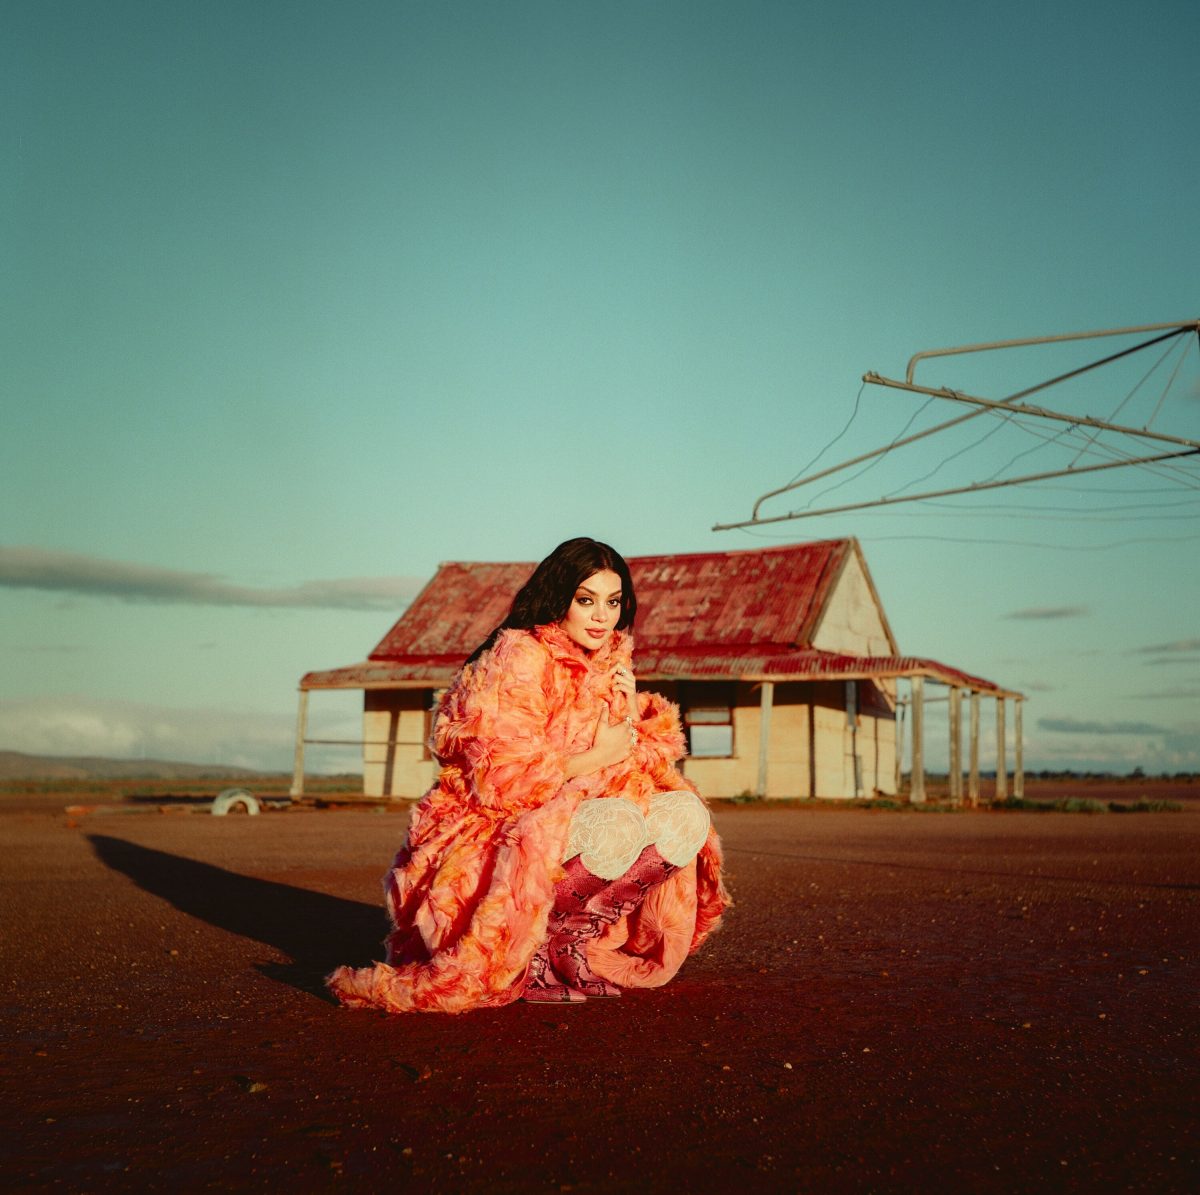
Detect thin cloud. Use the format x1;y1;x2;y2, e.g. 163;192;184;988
0;546;423;612
1134;638;1200;655
1038;716;1169;736
1127;687;1200;701
0;695;362;773
1005;605;1089;620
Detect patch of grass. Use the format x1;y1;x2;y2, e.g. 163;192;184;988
993;794;1183;814
706;793;1187;813
1109;798;1184;813
1059;797;1108;814
992;795;1097;812
724;789;762;804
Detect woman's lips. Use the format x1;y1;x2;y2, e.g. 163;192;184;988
586;628;607;638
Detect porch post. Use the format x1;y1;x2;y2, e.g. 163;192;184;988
948;686;962;805
1014;698;1025;799
290;689;309;799
757;681;774;798
995;697;1008;802
968;691;981;806
910;675;926;804
845;680;861;797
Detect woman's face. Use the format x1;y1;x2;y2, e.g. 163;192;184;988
558;568;624;653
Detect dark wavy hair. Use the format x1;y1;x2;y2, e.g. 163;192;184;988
464;537;637;666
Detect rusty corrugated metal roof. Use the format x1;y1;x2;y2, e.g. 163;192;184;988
299;539;1017;697
301;647;1016;697
625;538;849;649
367;539;851;662
631;647;1018;696
369;561;531;661
301;657;463;690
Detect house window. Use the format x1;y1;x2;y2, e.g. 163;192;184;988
683;684;734;758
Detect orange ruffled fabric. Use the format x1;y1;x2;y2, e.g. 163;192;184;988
326;624;730;1014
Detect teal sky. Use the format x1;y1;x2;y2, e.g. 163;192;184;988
3;0;1198;775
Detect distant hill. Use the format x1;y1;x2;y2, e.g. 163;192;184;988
0;751;268;781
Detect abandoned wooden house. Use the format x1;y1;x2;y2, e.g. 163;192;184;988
294;538;1023;802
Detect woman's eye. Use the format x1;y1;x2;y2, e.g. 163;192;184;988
608;599;621;607
576;596;592;606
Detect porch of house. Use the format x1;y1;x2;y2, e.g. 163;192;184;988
289;671;1025;803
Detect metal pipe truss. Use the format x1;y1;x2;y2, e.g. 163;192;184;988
715;319;1200;532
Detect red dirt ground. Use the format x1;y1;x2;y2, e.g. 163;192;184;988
2;801;1197;1193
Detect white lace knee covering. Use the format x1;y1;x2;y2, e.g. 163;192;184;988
565;798;649;880
564;791;711;878
645;790;711;867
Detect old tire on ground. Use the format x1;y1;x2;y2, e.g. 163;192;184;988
211;788;260;816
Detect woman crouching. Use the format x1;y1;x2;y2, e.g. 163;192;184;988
326;537;730;1013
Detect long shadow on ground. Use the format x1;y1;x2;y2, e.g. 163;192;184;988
87;834;388;1000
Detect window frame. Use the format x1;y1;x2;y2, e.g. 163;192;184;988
681;682;736;759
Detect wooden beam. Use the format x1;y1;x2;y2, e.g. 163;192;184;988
290;689;309;799
995;698;1008;802
948;686;962;805
845;680;861;797
968;691;980;806
757;680;774;798
1014;698;1025;799
910;676;926;804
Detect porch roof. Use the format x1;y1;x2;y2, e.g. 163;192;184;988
300;646;1019;698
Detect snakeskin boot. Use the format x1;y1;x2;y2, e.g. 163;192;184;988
523;846;680;1002
522;854;611;1002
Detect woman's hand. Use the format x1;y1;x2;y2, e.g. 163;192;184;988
564;711;636;777
592;712;635;768
611;663;638;722
562;666;640;779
